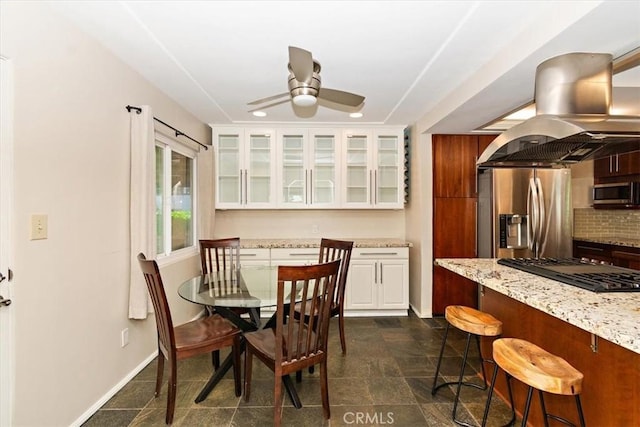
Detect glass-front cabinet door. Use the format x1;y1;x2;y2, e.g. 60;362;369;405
342;131;372;208
309;130;339;208
342;129;403;209
245;130;275;207
374;132;403;208
277;129;340;208
214;128;242;208
278;129;307;207
214;127;276;209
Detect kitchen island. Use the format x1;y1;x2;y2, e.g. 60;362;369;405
436;258;639;426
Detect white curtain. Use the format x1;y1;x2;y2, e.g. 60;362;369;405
128;105;156;319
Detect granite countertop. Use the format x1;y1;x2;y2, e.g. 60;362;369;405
241;238;412;249
435;258;640;355
573;236;640;249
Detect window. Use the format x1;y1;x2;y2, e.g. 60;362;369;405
155;132;197;257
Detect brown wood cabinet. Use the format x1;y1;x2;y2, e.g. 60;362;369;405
433;134;494;198
433;135;478;197
593;151;640;183
432;134;496;314
434;198;478;257
611;249;640;270
572;240;613;264
480;287;640;427
573;239;640;270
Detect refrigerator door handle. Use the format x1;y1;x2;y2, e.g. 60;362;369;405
528;177;539;253
535;176;546;253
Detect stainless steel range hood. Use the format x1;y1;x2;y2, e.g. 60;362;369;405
477;52;640;168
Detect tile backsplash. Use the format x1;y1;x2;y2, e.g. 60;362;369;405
574;208;640;239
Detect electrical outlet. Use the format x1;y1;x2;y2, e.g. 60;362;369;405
311;224;319;234
121;328;129;347
30;214;48;240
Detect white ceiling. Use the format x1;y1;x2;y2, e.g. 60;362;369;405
51;1;640;134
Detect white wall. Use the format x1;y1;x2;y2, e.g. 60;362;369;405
404;127;433;317
213;209;405;239
1;2;213;425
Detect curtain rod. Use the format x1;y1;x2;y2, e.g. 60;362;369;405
125;105;208;150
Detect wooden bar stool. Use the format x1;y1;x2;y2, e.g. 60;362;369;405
432;305;504;427
482;338;586;427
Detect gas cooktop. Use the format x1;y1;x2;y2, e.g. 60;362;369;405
497;257;640;293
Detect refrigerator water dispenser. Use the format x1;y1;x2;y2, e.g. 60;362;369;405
499;214;528;249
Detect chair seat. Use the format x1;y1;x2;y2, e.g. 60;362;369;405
493;338;583;396
174;314;240;353
294;299;335;317
245;325;320;362
445;305;502;337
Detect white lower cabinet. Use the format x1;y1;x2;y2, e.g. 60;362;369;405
345;247;409;316
239;248;270;267
270;248;320;266
240;245;409;317
259;247;319;316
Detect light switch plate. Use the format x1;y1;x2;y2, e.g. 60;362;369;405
30;214;48;240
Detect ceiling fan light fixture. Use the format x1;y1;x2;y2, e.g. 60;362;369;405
292;94;317;107
248;47;365;115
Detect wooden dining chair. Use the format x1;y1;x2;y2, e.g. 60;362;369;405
199;237;250;368
244;260;341;427
199;237;241;274
137;253;242;425
295;238;354;354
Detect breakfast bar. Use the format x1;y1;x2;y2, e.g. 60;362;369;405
435;258;640;426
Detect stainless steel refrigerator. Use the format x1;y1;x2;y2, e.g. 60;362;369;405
477;168;573;259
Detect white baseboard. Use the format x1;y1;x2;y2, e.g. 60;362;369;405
70;350;158;427
70;311;205;426
343;310;409;317
409;303;432;318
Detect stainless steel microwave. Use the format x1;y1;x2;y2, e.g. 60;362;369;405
593;182;640;206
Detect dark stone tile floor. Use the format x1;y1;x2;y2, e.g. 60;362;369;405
82;314;516;426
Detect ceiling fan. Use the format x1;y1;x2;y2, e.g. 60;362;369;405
248;46;365;113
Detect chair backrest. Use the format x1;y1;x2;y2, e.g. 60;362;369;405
199;237;241;274
318;238;354;310
137;253;175;357
275;260;341;368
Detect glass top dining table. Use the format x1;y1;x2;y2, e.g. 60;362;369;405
177;265;305;407
178;266;278;308
178;265;286;311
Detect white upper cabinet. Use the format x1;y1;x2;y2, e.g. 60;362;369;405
214;127;277;209
214;126;403;210
342;129;404;209
342;130;372;208
374;131;403;208
276;129;340;209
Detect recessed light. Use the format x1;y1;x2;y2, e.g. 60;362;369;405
252;111;267;117
349;112;363;118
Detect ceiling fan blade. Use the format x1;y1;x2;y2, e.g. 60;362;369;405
318;88;365;107
317;97;365;113
247;99;290;113
247;92;289;106
288;46;314;83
